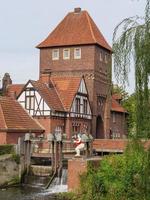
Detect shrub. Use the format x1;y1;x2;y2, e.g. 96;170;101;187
0;145;14;155
77;140;150;200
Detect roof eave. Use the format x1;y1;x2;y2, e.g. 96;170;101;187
36;42;112;52
0;128;45;133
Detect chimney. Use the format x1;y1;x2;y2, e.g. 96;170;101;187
74;7;81;13
2;73;12;95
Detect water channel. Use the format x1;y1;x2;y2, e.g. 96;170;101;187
0;169;68;200
0;187;61;200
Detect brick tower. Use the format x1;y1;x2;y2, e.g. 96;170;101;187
37;8;112;138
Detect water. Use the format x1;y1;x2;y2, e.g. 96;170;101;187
0;169;68;200
46;168;68;193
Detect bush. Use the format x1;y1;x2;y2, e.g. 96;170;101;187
0;145;14;155
77;140;150;200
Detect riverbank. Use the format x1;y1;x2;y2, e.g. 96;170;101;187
0;154;20;188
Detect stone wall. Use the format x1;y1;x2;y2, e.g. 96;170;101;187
0;154;19;187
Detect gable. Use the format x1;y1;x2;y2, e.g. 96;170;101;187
18;81;51;116
78;78;87;94
70;78;92;119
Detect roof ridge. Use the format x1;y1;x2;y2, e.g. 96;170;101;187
50;78;66;111
85;11;96;43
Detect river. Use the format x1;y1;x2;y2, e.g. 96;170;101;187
0;186;64;200
0;169;68;200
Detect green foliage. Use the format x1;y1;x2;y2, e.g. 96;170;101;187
112;84;129;100
76;141;150;200
0;145;14;155
113;0;150;138
123;93;136;135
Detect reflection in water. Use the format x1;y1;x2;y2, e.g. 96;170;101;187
0;186;61;200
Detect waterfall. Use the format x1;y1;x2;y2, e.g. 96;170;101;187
46;168;68;193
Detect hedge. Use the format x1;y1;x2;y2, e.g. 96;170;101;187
0;145;14;155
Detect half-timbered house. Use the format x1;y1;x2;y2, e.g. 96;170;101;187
17;76;92;139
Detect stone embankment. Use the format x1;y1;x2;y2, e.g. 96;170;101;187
0;154;19;188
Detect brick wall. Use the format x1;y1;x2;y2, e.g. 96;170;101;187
110;112;127;138
34;116;65;135
39;44;112;139
0;132;7;144
6;132;27;144
68;158;101;191
39;45;95;75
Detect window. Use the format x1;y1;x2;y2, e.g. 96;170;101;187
105;54;108;63
25;96;34;110
63;49;70;60
83;99;88;114
72;123;81;134
52;49;59;60
112;112;116;123
100;51;103;61
74;48;81;59
75;98;80;113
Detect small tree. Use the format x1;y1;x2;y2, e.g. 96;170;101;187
113;0;150;138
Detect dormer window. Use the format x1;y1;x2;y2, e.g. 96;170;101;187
52;49;59;60
63;48;70;60
74;48;81;59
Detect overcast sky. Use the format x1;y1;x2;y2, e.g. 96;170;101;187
0;0;146;93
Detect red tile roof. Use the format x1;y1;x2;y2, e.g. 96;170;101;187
37;9;112;51
111;96;127;113
52;77;81;111
30;80;64;112
0;97;44;133
7;84;24;97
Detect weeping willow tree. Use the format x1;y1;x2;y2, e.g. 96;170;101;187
113;0;150;138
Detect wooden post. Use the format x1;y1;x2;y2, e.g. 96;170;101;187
51;141;55;171
85;142;89;158
26;140;31;174
54;141;59;173
58;141;63;177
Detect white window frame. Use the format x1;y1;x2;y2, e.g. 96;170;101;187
63;48;70;60
100;51;103;61
52;49;59;60
105;53;108;63
74;48;81;59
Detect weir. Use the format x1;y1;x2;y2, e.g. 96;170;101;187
18;131;93;193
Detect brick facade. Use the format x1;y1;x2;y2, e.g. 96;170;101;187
39;45;112;139
0;132;7;144
35;116;91;140
110;112;127;138
68;158;101;191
